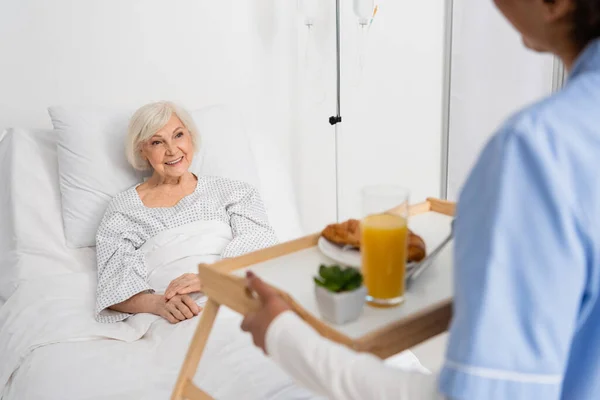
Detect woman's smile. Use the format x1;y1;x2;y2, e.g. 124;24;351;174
165;156;184;166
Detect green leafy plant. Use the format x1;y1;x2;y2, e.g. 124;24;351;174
314;264;363;293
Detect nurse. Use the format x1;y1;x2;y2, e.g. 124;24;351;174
240;0;600;399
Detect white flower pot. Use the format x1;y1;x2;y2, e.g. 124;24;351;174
314;285;367;325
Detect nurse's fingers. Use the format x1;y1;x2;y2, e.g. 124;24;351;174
246;271;278;303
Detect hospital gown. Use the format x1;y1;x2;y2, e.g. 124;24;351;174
95;176;278;323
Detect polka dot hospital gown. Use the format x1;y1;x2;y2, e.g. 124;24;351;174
95;176;278;323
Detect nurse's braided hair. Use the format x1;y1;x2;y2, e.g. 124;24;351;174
572;0;600;46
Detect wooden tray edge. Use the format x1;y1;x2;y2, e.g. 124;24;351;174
213;198;454;274
355;299;453;359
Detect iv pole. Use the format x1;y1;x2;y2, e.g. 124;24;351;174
329;0;342;222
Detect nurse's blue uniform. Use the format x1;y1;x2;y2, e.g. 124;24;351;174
439;39;600;400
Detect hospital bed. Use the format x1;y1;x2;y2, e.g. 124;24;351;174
0;105;423;400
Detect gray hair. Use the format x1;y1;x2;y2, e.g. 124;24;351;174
125;101;200;170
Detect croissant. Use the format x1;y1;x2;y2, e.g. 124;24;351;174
321;219;361;249
406;231;426;263
321;219;426;263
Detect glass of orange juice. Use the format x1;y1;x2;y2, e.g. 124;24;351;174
361;185;409;307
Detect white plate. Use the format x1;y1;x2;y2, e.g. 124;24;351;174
317;237;361;268
317;236;418;272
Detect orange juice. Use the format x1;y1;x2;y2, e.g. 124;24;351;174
361;213;408;306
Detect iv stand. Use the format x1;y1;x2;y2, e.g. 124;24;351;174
329;0;342;222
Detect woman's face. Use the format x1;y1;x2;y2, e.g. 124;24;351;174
140;114;194;180
494;0;573;53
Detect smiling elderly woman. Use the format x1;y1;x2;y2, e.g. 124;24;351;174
94;101;277;324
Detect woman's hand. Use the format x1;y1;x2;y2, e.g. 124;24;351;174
165;273;203;300
153;293;202;324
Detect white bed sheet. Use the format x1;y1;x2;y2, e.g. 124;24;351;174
3;308;320;400
0;221;322;400
3;313;424;400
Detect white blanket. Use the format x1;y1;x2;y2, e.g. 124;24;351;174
0;221;318;399
143;219;231;294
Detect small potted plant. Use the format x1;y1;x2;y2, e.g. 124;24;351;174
313;264;367;325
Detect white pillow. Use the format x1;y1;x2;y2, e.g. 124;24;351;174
49;104;261;248
0;129;94;300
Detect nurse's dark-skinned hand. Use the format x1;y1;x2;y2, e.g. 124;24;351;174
240;271;291;353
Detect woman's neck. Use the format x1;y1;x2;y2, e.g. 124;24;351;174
560;48;581;71
146;172;192;188
554;39;584;72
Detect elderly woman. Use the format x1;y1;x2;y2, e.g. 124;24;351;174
94;101;277;324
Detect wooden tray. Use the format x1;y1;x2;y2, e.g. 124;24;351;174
171;198;455;400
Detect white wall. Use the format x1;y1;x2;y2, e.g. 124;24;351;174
1;0;449;235
0;0;300;220
446;0;555;200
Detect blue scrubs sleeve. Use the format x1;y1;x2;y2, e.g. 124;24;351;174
438;127;587;400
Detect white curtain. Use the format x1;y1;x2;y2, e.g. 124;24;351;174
446;0;555;200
